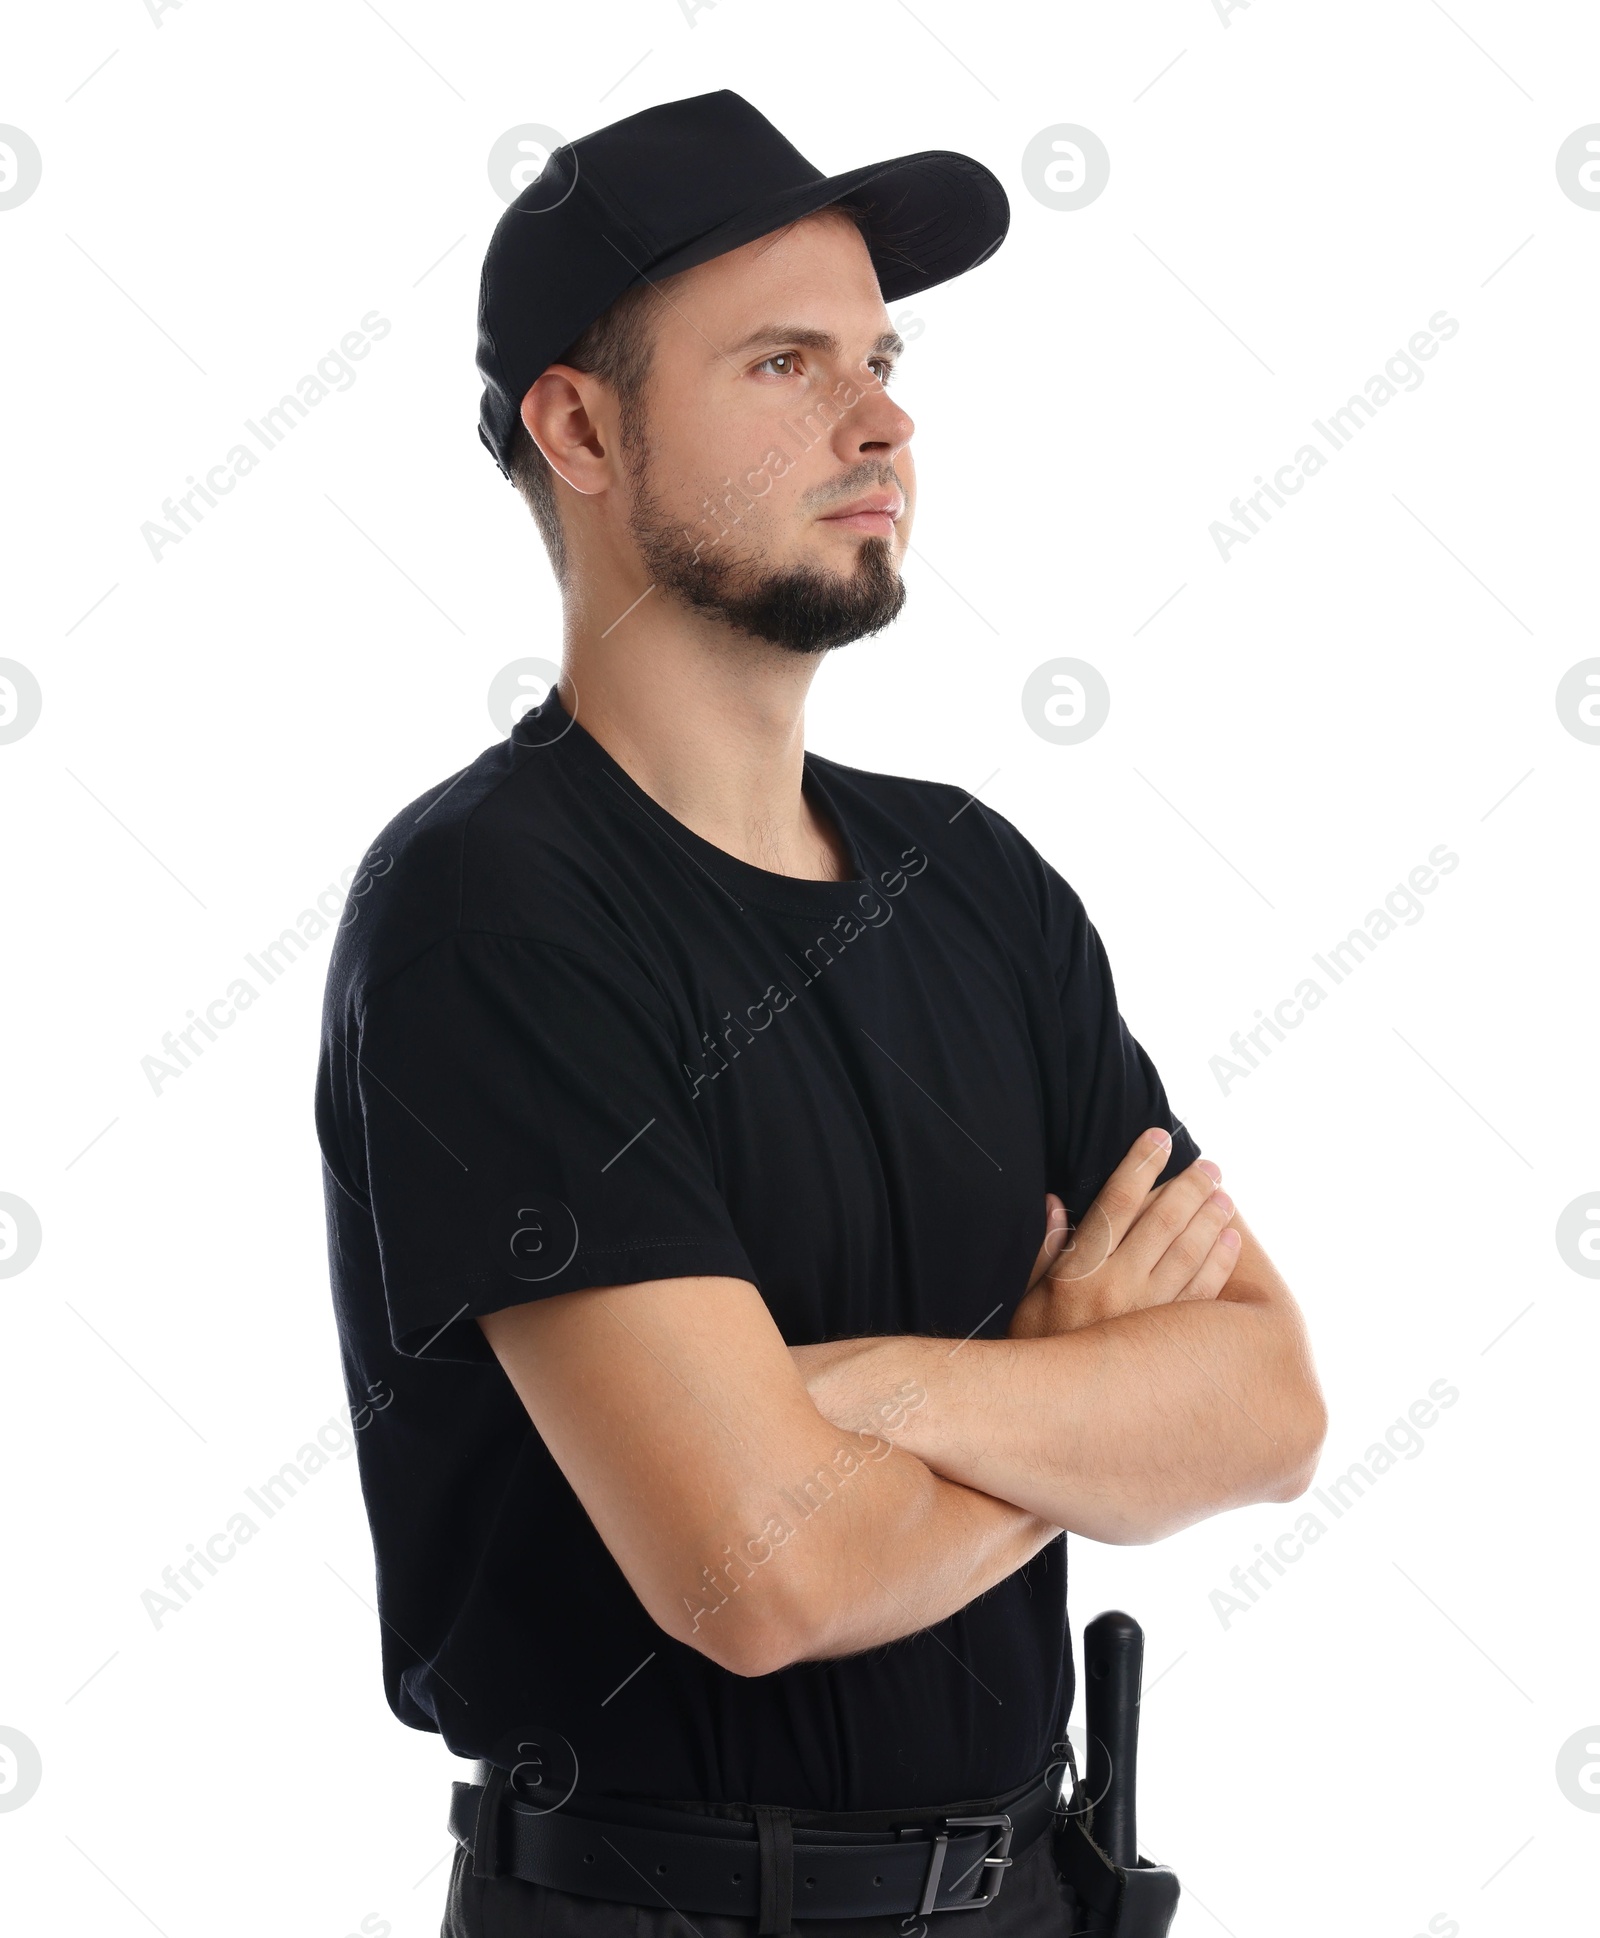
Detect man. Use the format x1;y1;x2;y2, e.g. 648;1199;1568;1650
315;91;1327;1938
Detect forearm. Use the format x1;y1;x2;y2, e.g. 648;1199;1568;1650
693;1417;1060;1672
803;1298;1322;1545
798;1447;1061;1666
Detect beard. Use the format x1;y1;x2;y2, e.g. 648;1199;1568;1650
626;457;908;655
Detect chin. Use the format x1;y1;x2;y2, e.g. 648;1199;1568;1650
815;527;903;559
806;532;901;576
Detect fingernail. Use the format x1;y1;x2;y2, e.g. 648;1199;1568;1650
1145;1127;1173;1152
1197;1159;1222;1182
1211;1190;1234;1216
1220;1228;1241;1250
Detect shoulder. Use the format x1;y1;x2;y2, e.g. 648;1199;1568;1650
808;749;1083;931
322;733;627;1016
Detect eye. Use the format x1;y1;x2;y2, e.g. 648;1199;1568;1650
867;357;896;386
755;352;800;377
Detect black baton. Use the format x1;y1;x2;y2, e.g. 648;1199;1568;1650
1083;1610;1143;1869
1054;1610;1181;1938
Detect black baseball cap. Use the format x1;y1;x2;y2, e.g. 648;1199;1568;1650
476;89;1009;479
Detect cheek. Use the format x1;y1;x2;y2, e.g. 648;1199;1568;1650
650;415;781;518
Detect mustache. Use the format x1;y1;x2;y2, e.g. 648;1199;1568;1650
802;462;907;515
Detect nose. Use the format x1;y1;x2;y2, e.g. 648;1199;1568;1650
839;374;914;466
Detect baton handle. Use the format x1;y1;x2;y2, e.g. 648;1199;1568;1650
1083;1610;1143;1869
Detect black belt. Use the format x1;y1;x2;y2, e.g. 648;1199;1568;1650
448;1762;1058;1928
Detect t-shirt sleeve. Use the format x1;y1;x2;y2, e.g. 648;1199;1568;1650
1038;861;1202;1220
348;932;759;1361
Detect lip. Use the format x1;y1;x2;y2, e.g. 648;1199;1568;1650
817;491;904;537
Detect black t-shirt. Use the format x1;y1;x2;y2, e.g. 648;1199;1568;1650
315;683;1200;1811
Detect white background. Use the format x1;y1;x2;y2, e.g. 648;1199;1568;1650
3;2;1597;1933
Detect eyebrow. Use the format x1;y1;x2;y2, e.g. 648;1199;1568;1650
725;325;905;361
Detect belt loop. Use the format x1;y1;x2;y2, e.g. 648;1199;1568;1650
471;1765;511;1880
754;1804;794;1936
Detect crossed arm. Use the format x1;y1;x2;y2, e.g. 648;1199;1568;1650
795;1211;1319;1545
478;1132;1327;1678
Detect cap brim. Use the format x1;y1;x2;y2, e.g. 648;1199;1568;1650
641;148;1008;304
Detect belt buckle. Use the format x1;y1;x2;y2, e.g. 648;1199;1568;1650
915;1812;1014;1915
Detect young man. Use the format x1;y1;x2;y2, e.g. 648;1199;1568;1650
315;92;1326;1938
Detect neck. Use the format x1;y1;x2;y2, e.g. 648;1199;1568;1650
556;576;849;883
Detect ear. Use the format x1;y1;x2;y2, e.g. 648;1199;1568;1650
520;365;619;497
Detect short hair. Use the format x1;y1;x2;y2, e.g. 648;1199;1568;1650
504;201;875;584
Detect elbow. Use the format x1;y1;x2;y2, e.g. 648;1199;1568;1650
661;1567;821;1680
707;1621;812;1680
692;1608;817;1680
1266;1464;1316;1507
1266;1385;1330;1504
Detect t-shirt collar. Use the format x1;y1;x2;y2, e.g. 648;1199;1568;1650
514;679;879;918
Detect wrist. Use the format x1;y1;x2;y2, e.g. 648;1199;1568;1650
805;1336;938;1445
790;1337;878;1389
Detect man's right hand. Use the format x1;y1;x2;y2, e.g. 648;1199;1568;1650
1008;1129;1241;1338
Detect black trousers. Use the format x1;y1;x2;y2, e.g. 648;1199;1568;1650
442;1815;1084;1938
